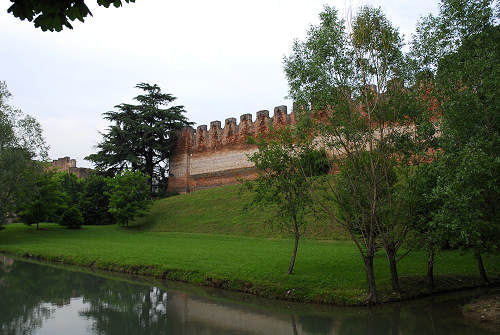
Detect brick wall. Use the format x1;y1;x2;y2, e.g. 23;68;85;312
167;105;295;193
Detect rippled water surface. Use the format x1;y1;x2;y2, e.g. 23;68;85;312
0;256;496;334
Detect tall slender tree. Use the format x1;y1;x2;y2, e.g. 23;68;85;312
246;128;314;275
283;6;432;303
0;81;48;227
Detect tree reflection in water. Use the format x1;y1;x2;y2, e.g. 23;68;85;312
0;257;57;335
80;286;169;334
0;257;496;335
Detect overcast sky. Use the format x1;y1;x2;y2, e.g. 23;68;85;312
1;0;439;168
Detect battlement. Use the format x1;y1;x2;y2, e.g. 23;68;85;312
167;84;440;194
168;105;296;193
174;105;296;155
50;156;91;179
52;156;77;169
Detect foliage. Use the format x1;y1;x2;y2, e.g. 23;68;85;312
410;0;500;281
436;25;499;151
17;171;69;230
0;148;33;225
433;140;500;255
79;173;114;225
332;151;401;241
60;206;84;229
405;162;445;287
298;147;330;176
86;83;193;195
56;172;83;206
411;0;497;74
107;170;151;226
406;162;443;245
0;82;49;160
0;81;48;227
283;5;431;302
7;0;136;32
246;129;313;274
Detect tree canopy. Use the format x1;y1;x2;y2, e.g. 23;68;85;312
283;4;432;303
86;83;193;195
107;170;151;226
17;171;69;230
417;1;500;282
7;0;135;32
0;81;49;227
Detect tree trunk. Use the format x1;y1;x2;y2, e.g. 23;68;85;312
36;222;39;230
386;243;400;295
427;249;435;289
144;148;154;195
363;254;377;305
288;218;300;275
475;251;489;283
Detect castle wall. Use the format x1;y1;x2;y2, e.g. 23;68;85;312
167;95;435;194
51;157;76;169
168;106;295;193
50;157;92;179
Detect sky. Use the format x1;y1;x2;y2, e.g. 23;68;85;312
1;0;439;168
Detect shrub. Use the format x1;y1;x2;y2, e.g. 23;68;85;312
60;206;84;229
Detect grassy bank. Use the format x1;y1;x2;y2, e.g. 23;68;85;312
1;223;499;305
133;184;345;239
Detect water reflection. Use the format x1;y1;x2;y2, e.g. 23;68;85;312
80;286;168;335
0;256;496;334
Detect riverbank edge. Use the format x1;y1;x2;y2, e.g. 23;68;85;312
1;249;498;307
463;294;500;320
462;290;500;332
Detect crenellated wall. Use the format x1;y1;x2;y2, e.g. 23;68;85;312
168;105;296;193
168;82;439;194
50;156;92;179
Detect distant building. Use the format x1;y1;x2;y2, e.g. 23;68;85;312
50;156;92;179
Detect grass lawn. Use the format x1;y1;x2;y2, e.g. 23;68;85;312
133;184;345;239
1;222;498;305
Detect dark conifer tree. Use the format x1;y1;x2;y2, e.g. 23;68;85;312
86;83;193;194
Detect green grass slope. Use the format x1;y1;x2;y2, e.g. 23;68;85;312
133;184;344;239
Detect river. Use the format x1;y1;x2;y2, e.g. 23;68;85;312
0;255;496;334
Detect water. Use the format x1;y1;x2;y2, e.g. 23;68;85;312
0;255;496;334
